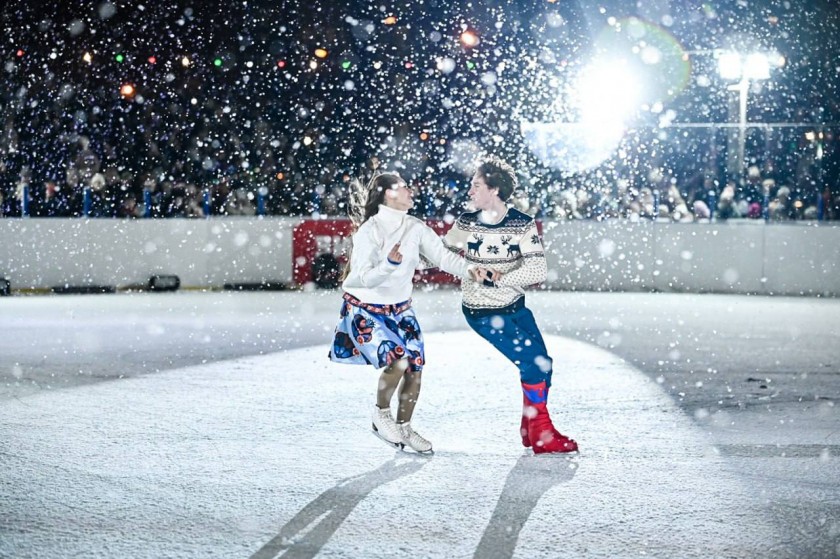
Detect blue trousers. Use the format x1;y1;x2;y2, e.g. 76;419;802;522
464;306;553;387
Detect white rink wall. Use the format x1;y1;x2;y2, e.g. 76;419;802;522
0;218;297;290
1;218;839;295
544;220;840;295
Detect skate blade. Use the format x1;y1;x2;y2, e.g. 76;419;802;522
371;424;402;449
399;445;434;456
531;448;579;457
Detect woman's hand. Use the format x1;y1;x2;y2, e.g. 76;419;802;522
471;267;502;283
387;242;403;265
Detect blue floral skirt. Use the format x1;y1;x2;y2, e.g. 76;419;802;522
328;292;425;372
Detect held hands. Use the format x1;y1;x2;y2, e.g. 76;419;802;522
470;266;502;284
386;242;403;266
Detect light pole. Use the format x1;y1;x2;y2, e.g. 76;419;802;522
717;51;778;185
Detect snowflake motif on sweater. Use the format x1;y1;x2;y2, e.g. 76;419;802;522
443;208;547;311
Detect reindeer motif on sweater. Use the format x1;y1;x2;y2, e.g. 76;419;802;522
466;234;484;256
500;235;521;258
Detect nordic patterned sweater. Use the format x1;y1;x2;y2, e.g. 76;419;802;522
443;207;546;315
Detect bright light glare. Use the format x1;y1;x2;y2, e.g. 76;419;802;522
575;61;641;127
521;59;641;173
717;52;742;80
744;53;771;80
460;31;479;48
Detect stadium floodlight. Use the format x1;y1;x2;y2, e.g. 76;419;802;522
717;52;742;80
716;50;777;183
717;50;773;81
743;53;771;80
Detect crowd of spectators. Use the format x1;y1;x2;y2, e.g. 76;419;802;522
2;128;838;222
2;3;839;222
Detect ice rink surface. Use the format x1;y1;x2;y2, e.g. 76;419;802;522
1;290;839;558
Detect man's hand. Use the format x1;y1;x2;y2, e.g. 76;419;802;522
387;242;403;265
485;268;503;282
471;266;502;283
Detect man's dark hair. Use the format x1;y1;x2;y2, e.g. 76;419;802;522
477;156;517;202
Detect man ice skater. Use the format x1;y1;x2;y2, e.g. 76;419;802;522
443;156;578;454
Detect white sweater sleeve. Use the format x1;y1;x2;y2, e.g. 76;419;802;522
351;224;400;287
419;225;470;278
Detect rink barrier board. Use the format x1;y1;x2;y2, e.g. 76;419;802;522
1;218;838;296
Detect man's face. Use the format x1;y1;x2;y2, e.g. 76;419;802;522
468;173;498;211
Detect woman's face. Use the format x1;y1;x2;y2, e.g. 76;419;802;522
384;181;414;211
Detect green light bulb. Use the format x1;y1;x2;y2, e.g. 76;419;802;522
115;54;124;63
214;58;223;67
341;60;352;69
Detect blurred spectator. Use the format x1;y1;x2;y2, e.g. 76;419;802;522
733;198;749;218
769;186;793;221
512;190;538;216
183;185;206;218
87;173;115;218
35;181;71;217
551;189;583;220
320;193;339;216
638;187;656;219
118;194;143;219
665;185;687;217
223;187;257;216
716;184;736;221
74;137;101;184
693;200;710;220
661;182;693;221
13;179;28;216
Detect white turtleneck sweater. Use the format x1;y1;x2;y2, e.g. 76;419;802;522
342;204;470;304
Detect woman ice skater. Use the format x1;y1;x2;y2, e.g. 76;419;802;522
329;172;475;453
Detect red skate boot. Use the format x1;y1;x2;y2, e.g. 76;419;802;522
522;381;578;454
520;394;532;448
